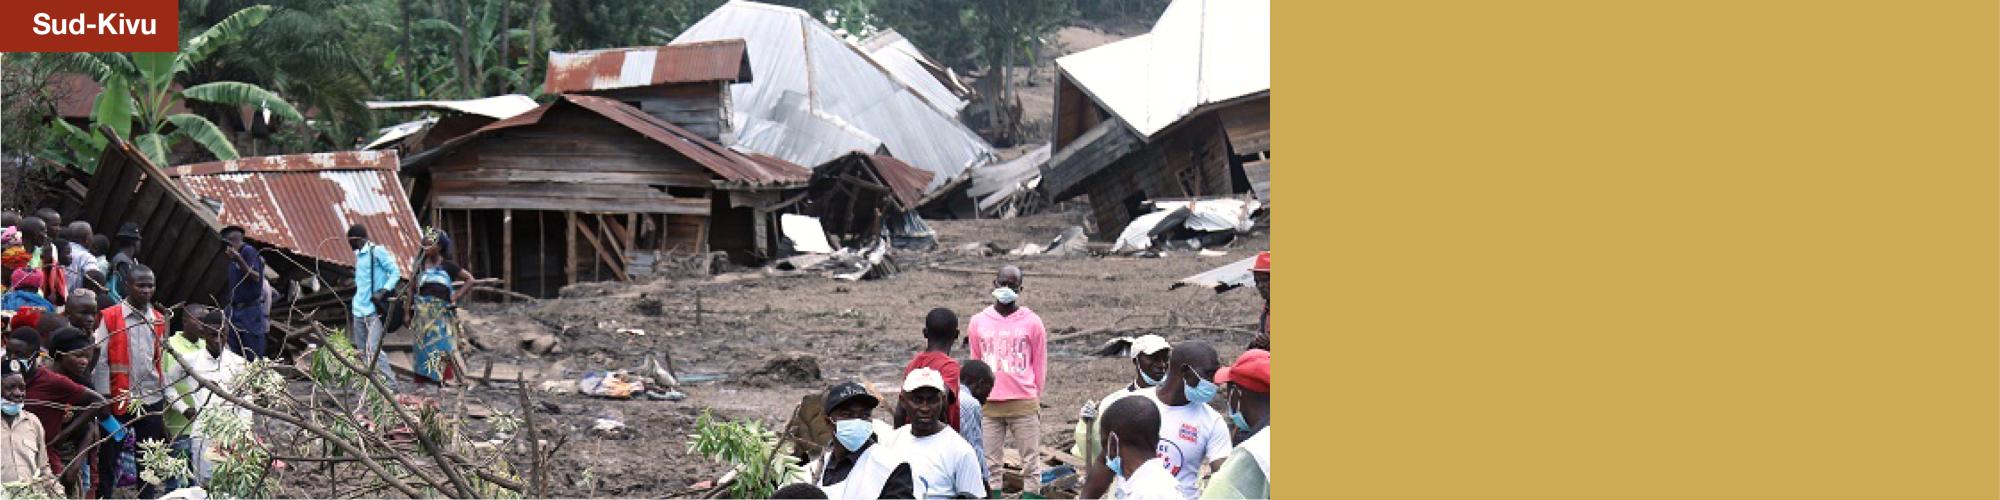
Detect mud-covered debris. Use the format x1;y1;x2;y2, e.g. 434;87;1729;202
521;330;562;355
743;352;822;386
632;296;665;316
559;280;627;298
580;370;647;399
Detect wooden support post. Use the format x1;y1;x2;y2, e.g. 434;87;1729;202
624;213;638;257
566;212;578;290
502;209;514;304
536;211;547;298
574;217;628;280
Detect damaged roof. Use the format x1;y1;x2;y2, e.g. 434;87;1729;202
1055;0;1270;139
672;1;993;192
81;133;229;306
165;151;424;272
416;94;809;187
544;39;754;94
365;95;540;120
860;29;972;115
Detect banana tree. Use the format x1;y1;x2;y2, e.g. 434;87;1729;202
44;5;303;170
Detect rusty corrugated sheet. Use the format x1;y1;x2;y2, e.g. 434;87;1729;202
165;151;422;273
421;95;809;187
863;155;935;210
80;133;230;307
544;39;753;94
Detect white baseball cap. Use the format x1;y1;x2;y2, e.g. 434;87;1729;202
1129;335;1171;358
903;367;947;393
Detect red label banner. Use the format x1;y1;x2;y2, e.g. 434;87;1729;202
0;0;179;52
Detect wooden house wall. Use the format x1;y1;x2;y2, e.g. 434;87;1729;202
1053;75;1109;152
1081;113;1234;237
426;107;717;215
438;207;711;298
589;83;733;144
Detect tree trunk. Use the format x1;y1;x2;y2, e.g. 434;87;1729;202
401;0;415;96
498;0;511;93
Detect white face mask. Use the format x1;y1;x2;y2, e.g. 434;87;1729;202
992;287;1018;305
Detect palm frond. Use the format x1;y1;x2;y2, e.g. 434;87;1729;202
166;113;241;161
133;133;169;166
180;5;274;71
180;81;304;123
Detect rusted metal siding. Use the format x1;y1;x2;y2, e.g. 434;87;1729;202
544;39;753;94
166;151;422;273
863;155;936;211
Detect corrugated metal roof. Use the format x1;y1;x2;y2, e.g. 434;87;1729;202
80;134;230;307
365;95;539;119
673;1;993;192
1055;0;1270;139
362;118;436;150
165;151;423;272
861;154;935;210
437;94;809;186
544;39;753;94
861;30;970;115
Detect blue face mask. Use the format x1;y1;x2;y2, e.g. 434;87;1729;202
1103;436;1124;479
0;398;19;417
1230;410;1250;431
834;418;872;452
1137;366;1163;387
1185;373;1219;405
992;287;1018;305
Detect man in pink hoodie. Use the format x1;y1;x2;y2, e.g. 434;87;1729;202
967;265;1047;493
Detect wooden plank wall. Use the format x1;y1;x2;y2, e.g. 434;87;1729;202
427;105;717;215
1081;113;1235;237
592;83;731;144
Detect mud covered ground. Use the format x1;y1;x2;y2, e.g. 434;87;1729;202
287;207;1267;498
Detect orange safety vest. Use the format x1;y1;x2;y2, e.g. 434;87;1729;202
102;303;166;415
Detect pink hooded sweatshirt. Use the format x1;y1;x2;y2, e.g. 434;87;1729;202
967;305;1048;402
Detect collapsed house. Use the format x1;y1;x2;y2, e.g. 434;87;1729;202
1039;0;1272;237
859;29;976;117
544;39;753;144
780;152;937;250
363;95;540;152
163;151;426;337
81;140;425;353
671;1;995;196
400;94;809;297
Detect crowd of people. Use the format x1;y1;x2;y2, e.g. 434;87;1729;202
780;256;1273;500
0;201;1271;499
0;205;477;498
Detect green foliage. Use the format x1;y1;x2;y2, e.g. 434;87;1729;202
687;410;803;499
137;438;192;488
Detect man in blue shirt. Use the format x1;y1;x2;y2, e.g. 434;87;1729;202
348;224;401;389
220;226;269;361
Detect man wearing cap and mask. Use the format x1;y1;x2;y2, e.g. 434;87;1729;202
1081;341;1230;500
890;367;986;499
1203;349;1270;499
809;381;916;499
1073;335;1172;486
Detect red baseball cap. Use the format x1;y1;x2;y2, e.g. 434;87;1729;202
1251;251;1270;273
1214;349;1270;393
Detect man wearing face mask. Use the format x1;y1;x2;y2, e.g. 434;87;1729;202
1074;335;1172;486
810;381;916;499
23;327;106;494
1098;396;1178;499
1082;341;1230;500
890;368;986;499
1;372;60;495
967;265;1048;493
1203;350;1269;499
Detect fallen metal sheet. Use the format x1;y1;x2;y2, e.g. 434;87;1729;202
780;214;834;254
1171;255;1259;292
544;39;752;94
1245;159;1271;203
79;134;230;306
166;151;423;271
363;118;437;150
1110;206;1191;253
674;1;994;192
1151;198;1262;233
365;95;539;120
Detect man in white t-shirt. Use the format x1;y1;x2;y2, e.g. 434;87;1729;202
1100;394;1181;499
893;367;987;499
1077;334;1173;496
807;382;915;499
1116;341;1234;500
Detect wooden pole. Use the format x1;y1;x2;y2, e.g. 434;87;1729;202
566;212;578;290
536;211;547;298
502;209;513;304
